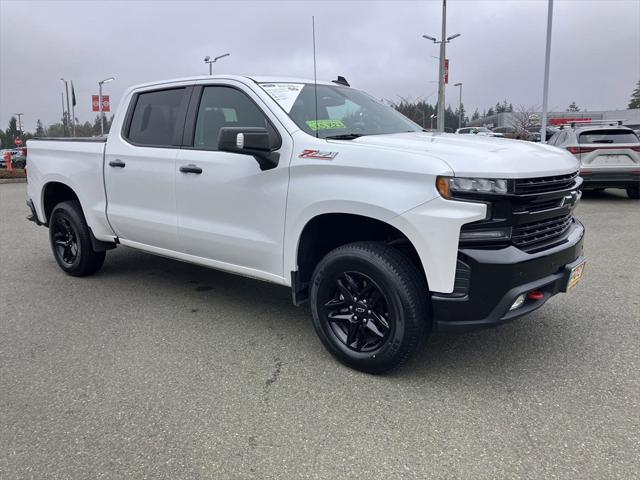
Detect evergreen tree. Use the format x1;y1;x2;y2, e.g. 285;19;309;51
628;80;640;109
35;119;46;137
471;109;480;121
566;101;580;112
5;117;20;147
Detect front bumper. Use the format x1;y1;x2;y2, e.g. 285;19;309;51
580;170;640;189
432;219;585;332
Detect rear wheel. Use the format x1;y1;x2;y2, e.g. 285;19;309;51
49;201;106;276
626;186;640;199
309;242;430;374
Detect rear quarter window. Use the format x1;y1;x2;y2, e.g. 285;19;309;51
579;129;639;144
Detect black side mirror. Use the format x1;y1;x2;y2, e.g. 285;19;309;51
218;127;280;170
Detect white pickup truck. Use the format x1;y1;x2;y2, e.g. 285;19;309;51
26;75;586;373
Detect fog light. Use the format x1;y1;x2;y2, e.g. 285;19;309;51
510;294;526;311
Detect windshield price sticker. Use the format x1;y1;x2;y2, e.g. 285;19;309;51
260;83;304;113
306;119;347;131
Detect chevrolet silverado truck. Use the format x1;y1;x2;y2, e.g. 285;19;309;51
26;75;586;373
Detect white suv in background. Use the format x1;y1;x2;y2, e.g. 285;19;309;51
548;121;640;199
455;127;503;137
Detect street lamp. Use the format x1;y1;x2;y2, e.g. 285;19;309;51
204;53;230;75
454;82;463;129
98;77;115;136
422;0;461;132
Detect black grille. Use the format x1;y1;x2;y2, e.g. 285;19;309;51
512;214;573;247
513;197;562;213
514;171;579;194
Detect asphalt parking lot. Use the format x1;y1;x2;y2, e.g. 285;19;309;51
1;182;638;479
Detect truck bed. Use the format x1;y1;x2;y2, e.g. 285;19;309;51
26;137;115;242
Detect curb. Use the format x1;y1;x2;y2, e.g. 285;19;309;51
0;178;27;184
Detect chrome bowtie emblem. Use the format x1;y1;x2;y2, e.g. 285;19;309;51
560;191;578;207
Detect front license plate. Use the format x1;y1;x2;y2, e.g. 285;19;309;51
566;261;586;291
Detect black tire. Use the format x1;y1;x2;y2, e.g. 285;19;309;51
49;200;106;276
309;241;430;374
626;186;640;199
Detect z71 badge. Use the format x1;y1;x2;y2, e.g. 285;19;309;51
299;149;339;160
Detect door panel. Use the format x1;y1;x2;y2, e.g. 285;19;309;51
175;150;289;275
104;143;179;249
104;86;191;250
175;83;291;279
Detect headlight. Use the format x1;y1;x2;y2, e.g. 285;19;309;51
437;176;509;198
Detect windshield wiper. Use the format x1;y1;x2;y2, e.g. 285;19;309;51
324;133;363;140
591;139;614;143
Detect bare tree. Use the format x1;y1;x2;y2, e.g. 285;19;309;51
509;105;540;140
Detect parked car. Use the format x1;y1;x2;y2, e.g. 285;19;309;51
492;126;533;141
455;126;503;137
527;126;559;142
0;148;24;168
548;121;640;199
26;75;586;373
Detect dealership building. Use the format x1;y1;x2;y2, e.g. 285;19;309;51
468;109;640;130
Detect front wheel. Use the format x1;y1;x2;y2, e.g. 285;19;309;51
626;186;640;199
49;201;106;276
309;242;430;374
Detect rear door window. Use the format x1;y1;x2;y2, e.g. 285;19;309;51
579;130;639;144
127;88;188;146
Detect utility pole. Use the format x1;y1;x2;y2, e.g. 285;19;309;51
61;92;67;136
540;0;554;144
437;0;447;132
14;113;24;133
61;78;71;136
454;82;463;129
422;1;460;133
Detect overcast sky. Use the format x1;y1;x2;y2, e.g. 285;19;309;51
1;0;638;131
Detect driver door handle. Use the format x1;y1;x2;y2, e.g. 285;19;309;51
179;164;203;174
109;159;126;168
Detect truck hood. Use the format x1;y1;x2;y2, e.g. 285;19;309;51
346;132;579;178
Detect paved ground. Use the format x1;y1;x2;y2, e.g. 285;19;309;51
1;183;638;479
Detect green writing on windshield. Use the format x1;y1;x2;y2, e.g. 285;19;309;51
306;119;347;131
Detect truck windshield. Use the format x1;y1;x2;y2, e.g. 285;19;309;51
259;83;421;138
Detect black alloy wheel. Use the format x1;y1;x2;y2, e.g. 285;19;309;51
52;216;79;265
48;200;106;276
310;241;430;373
323;271;391;353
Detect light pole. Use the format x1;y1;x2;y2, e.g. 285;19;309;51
204;53;230;75
540;0;554;144
454;82;463;129
422;1;460;133
98;77;115;136
60;78;71;136
14;113;24;133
